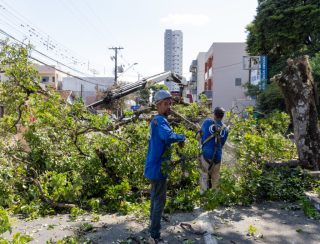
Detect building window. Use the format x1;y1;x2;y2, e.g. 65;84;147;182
235;78;242;86
41;76;49;83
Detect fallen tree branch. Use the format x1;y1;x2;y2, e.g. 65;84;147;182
264;159;311;168
170;109;200;131
27;168;76;209
95;149;121;184
9;101;25;132
9;154;76;209
31;176;76;209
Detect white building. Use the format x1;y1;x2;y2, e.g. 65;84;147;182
35;64;65;90
164;29;183;92
188;52;206;103
191;43;254;111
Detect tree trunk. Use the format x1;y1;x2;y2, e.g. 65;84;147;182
272;56;320;170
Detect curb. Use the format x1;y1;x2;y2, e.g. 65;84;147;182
304;191;320;212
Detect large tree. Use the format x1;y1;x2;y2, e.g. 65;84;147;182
246;0;320;112
272;56;320;170
247;0;320;76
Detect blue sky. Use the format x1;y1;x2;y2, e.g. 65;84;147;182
0;0;258;81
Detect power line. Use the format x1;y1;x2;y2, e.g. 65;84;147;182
0;0;100;73
67;0;110;44
0;28;109;87
0;32;109;88
29;56;108;87
118;50;143;78
83;1;112;42
182;62;243;76
212;62;242;70
0;0;87;61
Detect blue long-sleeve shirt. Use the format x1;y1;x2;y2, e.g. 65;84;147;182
144;114;186;181
200;118;228;162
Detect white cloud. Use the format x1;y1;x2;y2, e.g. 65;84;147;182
160;14;210;26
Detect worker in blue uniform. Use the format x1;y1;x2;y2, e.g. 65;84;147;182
199;106;228;193
144;90;185;243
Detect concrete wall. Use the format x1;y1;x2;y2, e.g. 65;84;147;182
207;43;251;111
196;52;206;100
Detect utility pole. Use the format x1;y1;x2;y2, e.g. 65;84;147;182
109;47;123;85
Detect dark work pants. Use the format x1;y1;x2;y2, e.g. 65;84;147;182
149;179;167;239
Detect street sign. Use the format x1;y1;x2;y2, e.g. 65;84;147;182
131;105;141;111
243;55;268;89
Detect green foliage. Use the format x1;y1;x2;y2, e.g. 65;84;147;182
70;207;85;221
166;188;199;213
257;167;313;202
228;108;307;204
300;197;320;220
310;52;320;114
247;0;320;77
0;208;11;234
104;179;131;213
150;84;169;92
137;88;150;105
40;172;82;203
243;82;262;99
246;0;320;114
256;81;286;113
0;42;319;222
0;208;33;243
200;167;242;210
51;235;91;244
314;181;320;198
79;223;93;232
199;94;207;104
173;103;210;122
248;224;258;236
88;199;100;213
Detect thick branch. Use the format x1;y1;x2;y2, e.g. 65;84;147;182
264;159;311;168
170;109;200;131
9;101;25;132
95;149;121;184
10;155;76;209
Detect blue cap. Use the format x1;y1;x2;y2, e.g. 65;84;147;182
154;90;172;104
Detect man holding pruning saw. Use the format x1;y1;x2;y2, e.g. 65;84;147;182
199;106;229;193
144;90;186;243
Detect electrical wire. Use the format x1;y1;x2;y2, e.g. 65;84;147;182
0;0;100;72
0;28;110;87
0;31;110;88
67;0;109;44
30;56;108;87
182;62;243;76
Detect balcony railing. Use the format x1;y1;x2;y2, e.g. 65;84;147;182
203;90;212;99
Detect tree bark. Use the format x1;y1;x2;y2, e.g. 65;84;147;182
272;56;320;170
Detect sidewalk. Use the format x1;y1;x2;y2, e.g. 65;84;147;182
3;201;320;243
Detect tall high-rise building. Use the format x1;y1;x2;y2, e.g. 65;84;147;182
164;29;183;92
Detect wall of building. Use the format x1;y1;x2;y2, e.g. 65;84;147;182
205;42;252;111
34;64;65;90
196;52;206;101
